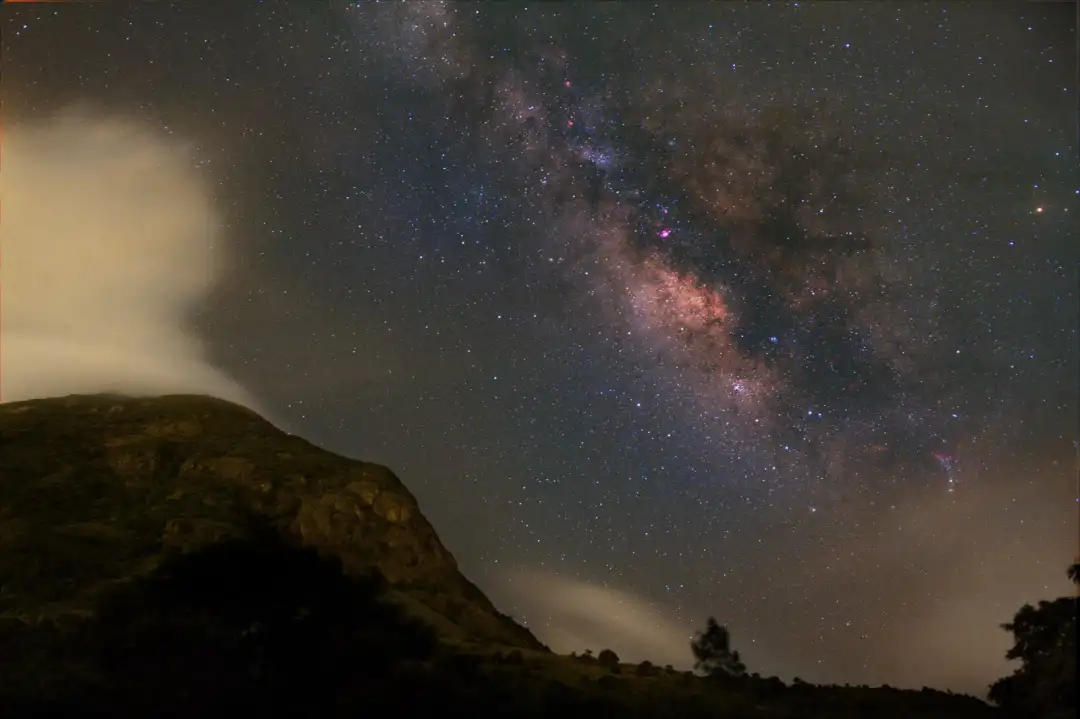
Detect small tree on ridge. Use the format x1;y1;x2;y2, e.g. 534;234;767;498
691;617;746;678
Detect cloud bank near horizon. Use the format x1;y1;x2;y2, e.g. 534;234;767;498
499;569;701;670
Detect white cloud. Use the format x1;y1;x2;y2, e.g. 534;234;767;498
500;568;696;668
0;111;257;409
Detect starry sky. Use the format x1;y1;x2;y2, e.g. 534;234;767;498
3;1;1077;696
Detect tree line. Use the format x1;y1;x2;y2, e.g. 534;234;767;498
690;562;1079;717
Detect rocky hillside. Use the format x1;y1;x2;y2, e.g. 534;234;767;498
0;393;542;652
1;393;1002;719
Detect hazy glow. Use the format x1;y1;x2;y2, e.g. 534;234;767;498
0;112;257;408
501;569;698;669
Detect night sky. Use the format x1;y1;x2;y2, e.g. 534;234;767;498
3;1;1077;696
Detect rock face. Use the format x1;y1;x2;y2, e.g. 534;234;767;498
0;393;542;651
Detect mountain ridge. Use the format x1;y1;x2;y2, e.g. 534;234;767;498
0;392;544;652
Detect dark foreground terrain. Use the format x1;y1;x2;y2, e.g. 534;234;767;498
0;394;1001;718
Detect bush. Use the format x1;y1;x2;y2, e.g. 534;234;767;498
597;648;620;669
54;526;437;716
635;660;658;677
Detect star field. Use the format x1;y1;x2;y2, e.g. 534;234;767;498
3;1;1076;694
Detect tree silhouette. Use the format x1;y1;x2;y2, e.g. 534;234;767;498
988;596;1076;719
85;523;437;717
598;648;620;669
1067;562;1080;585
691;617;746;677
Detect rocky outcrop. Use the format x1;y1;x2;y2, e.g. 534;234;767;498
0;393;542;650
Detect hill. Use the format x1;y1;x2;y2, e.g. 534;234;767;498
0;393;540;651
0;394;999;718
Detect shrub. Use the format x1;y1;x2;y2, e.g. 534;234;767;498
690;617;746;677
597;648;619;669
74;526;437;715
635;660;658;677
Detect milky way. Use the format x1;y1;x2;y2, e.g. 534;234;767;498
375;3;974;489
4;1;1076;695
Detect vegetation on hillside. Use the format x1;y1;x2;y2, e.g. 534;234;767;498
1;394;1072;718
0;393;541;651
692;616;747;678
0;526;1002;719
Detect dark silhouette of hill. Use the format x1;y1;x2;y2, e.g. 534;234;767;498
0;394;1004;718
2;525;438;717
0;393;541;651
